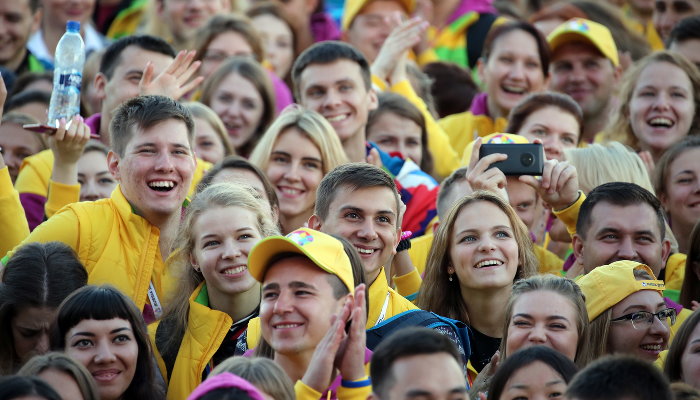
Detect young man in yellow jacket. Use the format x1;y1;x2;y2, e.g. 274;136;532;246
2;95;197;323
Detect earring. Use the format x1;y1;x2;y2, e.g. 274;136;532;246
193;265;201;273
448;274;453;282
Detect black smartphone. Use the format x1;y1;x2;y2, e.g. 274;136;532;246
479;143;544;176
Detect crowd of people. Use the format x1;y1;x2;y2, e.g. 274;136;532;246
0;0;699;399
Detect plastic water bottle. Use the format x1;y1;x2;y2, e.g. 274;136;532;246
47;21;85;127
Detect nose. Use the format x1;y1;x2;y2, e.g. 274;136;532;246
652;92;672;111
94;341;117;364
221;239;242;259
616;236;638;260
544;136;563;161
322;89;342;110
356;219;378;242
282;162;301;182
154;152;175;172
508;61;526;80
649;313;670;337
477;236;497;253
272;290;294;315
35;332;50;355
81;180;100;202
528;324;547;344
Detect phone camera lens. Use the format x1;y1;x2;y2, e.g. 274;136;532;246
521;153;534;167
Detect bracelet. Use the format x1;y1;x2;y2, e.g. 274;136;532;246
396;238;412;252
341;377;372;388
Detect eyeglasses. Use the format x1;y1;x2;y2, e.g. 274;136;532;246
611;308;677;330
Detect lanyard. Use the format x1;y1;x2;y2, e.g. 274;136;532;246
374;292;391;326
147;281;163;319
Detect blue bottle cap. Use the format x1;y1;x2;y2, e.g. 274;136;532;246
66;21;80;32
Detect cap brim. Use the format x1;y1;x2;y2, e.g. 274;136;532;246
549;31;598;55
248;236;333;283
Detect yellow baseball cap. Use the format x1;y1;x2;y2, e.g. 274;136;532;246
547;18;619;67
461;132;530;165
342;0;416;31
575;260;665;321
248;228;355;293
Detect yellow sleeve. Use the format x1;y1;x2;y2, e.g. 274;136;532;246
534;244;564;275
552;192;586;237
407;233;434;276
45;180;80;218
337;379;372;400
393;269;422;300
0;167;29;256
664;253;686;292
294;380;323;400
246;317;261;350
439;112;476;158
389;79;459;179
190;159;212;197
2;206;81;265
14;150;53;197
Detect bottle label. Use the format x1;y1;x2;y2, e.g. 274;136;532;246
58;73;82;91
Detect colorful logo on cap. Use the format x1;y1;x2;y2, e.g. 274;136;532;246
487;134;517;144
567;18;590;32
288;230;314;246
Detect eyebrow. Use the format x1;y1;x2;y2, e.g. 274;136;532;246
405;387;467;398
456;225;512;236
271;151;322;163
199;227;254;241
513;313;570;321
339;205;396;217
70;327;131;339
673;170;696;177
596;227;657;236
262;281;318;291
510;379;564;389
621;302;666;314
78;171;111;178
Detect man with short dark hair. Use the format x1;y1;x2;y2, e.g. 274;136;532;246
654;0;700;41
566;355;672;400
370;327;468;400
3;95;197;323
0;0;42;75
292;41;378;163
573;182;672;279
668;15;700;68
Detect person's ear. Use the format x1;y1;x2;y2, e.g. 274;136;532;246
367;88;379;111
94;72;108;102
661;238;672;266
572;233;584;260
477;58;487;84
189;253;200;273
107;151;121;181
308;214;322;230
30;8;42;33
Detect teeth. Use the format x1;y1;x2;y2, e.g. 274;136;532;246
281;188;302;195
222;266;246;275
502;85;526;94
356;247;374;254
326;114;347;122
649;117;673;127
641;344;662;351
275;324;300;329
475;260;502;268
149;181;174;188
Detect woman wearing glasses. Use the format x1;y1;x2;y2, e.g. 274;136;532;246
576;260;676;362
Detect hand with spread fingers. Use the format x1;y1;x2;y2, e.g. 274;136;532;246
139;50;204;100
301;284;368;392
466;137;509;201
371;15;429;84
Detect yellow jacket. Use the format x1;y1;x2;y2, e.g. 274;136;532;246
150;283;232;400
0;167;29;256
2;186;177;312
439;111;507;161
